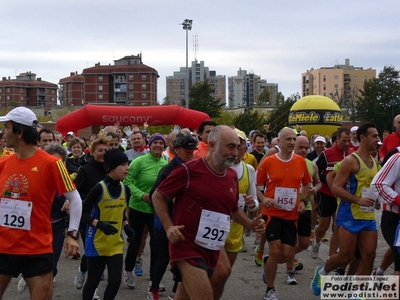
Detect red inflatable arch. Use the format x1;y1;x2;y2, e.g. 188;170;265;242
55;104;210;135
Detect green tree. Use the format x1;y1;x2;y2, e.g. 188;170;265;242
275;92;285;105
189;80;224;119
329;87;361;124
232;108;266;135
264;93;299;137
162;96;172;105
358;66;400;133
213;110;235;127
257;88;270;105
8;99;18;108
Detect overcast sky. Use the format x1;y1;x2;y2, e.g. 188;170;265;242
1;1;399;104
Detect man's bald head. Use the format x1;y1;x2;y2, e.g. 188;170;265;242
295;135;310;158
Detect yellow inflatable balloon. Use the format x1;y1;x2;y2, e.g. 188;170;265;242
289;95;342;139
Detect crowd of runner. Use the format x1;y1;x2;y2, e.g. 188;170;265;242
0;106;400;300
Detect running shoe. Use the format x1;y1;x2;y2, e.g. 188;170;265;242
253;236;260;248
321;235;328;242
311;239;321;259
334;267;345;276
294;259;303;272
74;267;86;289
254;245;264;266
244;227;251;236
134;257;144;276
263;288;279;300
168;294;175;300
262;254;269;284
17;278;27;293
123;270;135;289
148;281;166;292
285;270;297;285
311;266;323;296
241;237;247;252
147;288;160;300
92;288;100;300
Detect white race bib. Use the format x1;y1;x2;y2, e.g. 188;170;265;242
274;187;297;211
0;198;32;230
238;194;246;210
195;209;230;250
360;188;374;213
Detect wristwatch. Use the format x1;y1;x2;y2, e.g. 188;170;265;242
300;199;308;206
67;230;79;240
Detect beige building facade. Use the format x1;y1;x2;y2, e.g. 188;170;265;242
301;58;376;101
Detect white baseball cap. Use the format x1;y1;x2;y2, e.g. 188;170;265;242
350;126;358;132
0;107;38;127
314;136;326;143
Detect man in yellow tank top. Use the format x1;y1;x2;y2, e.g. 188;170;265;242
312;122;380;296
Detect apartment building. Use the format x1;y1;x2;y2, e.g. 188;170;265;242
166;60;226;106
59;54;159;106
301;58;376;100
0;72;57;108
228;68;278;108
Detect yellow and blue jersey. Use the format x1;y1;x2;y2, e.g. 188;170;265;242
85;181;127;257
336;152;379;221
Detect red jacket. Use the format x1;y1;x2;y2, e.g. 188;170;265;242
379;132;400;158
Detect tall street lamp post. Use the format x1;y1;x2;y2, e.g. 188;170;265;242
181;19;192;108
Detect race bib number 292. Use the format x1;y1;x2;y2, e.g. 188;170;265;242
0;198;32;230
195;209;230;251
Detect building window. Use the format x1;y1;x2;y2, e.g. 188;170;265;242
98;85;103;91
323;92;326;96
52;90;55;94
142;75;146;81
353;76;358;80
21;96;24;100
142;84;146;90
365;76;368;80
6;96;10;100
6;88;10;93
323;75;326;82
323;84;326;91
142;93;146;99
98;76;103;82
334;75;339;79
0;88;2;93
129;75;134;80
334;84;339;88
129;84;133;90
354;84;358;89
129;93;134;99
20;88;24;93
98;94;103;100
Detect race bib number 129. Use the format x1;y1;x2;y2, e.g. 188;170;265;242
0;198;32;230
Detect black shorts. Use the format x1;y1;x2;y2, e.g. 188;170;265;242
0;253;54;278
381;211;400;271
315;192;337;217
171;258;214;283
263;215;297;247
297;210;312;237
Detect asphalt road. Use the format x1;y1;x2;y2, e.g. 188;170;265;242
3;210;392;300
